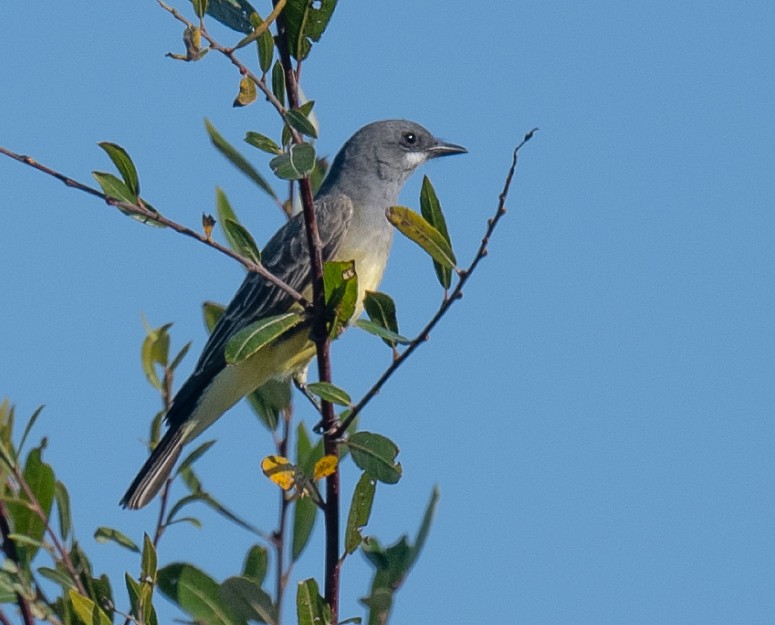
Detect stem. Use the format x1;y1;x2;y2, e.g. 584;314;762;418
274;408;291;617
273;3;340;618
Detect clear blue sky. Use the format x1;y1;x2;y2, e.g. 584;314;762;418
2;1;775;623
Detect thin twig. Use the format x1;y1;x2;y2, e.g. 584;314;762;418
0;146;308;308
153;366;175;547
335;128;538;438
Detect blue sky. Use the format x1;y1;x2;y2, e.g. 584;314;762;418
2;1;775;623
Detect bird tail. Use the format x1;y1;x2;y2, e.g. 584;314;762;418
120;425;186;509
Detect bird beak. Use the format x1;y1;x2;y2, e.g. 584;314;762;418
426;140;467;158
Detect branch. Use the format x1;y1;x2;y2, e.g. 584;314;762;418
271;3;341;617
0;146;309;308
335;128;538;438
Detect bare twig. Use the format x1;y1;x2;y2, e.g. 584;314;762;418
335;128;538;438
0;146;308;308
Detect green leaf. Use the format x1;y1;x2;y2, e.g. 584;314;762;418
305;382;351;406
0;398;15;458
92;171;137;204
170;341;192;371
345;472;376;554
54;480;71;540
98;142;140;197
195;492;265;536
203;300;225;333
247;379;291;431
215;187;237;231
271;61;285;107
158;563;240;625
223;218;262;264
198;0;255;33
386;205;457;270
346;432;402;484
363;291;402;349
297;422;324;477
269;143;317;180
192;0;209;19
176;440;217;475
242;545;269;586
245;131;282;155
10;445;55;565
225;312;306;364
38;565;76;589
140;322;172;391
205;118;278;200
257;26;274;72
408;486;440;568
68;589;112;625
296;578;331;625
94;527;140;553
284;0;338;61
285;107;318;139
310;156;329;196
291;496;317;562
220;576;277;625
354;319;410;346
420;176;454;288
142;533;157;583
323;259;358;334
233;75;257;107
16;404;43;464
361;489;440;625
235;10;271;49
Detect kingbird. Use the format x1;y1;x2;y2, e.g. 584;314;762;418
121;120;466;509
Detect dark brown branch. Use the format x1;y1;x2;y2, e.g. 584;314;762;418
272;3;341;618
335;128;538;438
0;146;309;309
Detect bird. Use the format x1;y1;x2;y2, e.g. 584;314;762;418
121;119;466;509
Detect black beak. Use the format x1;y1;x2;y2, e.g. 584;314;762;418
426;140;467;158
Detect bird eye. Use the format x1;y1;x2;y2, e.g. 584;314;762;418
401;131;417;146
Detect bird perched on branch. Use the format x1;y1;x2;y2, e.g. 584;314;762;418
121;119;466;509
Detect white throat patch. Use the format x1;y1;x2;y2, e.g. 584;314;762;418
404;151;428;168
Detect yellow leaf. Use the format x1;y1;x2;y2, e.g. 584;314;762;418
234;75;257;107
261;455;295;490
313;454;338;479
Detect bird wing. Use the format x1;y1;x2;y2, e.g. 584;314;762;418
165;193;354;428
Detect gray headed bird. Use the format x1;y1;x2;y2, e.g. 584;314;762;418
121;119;466;509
